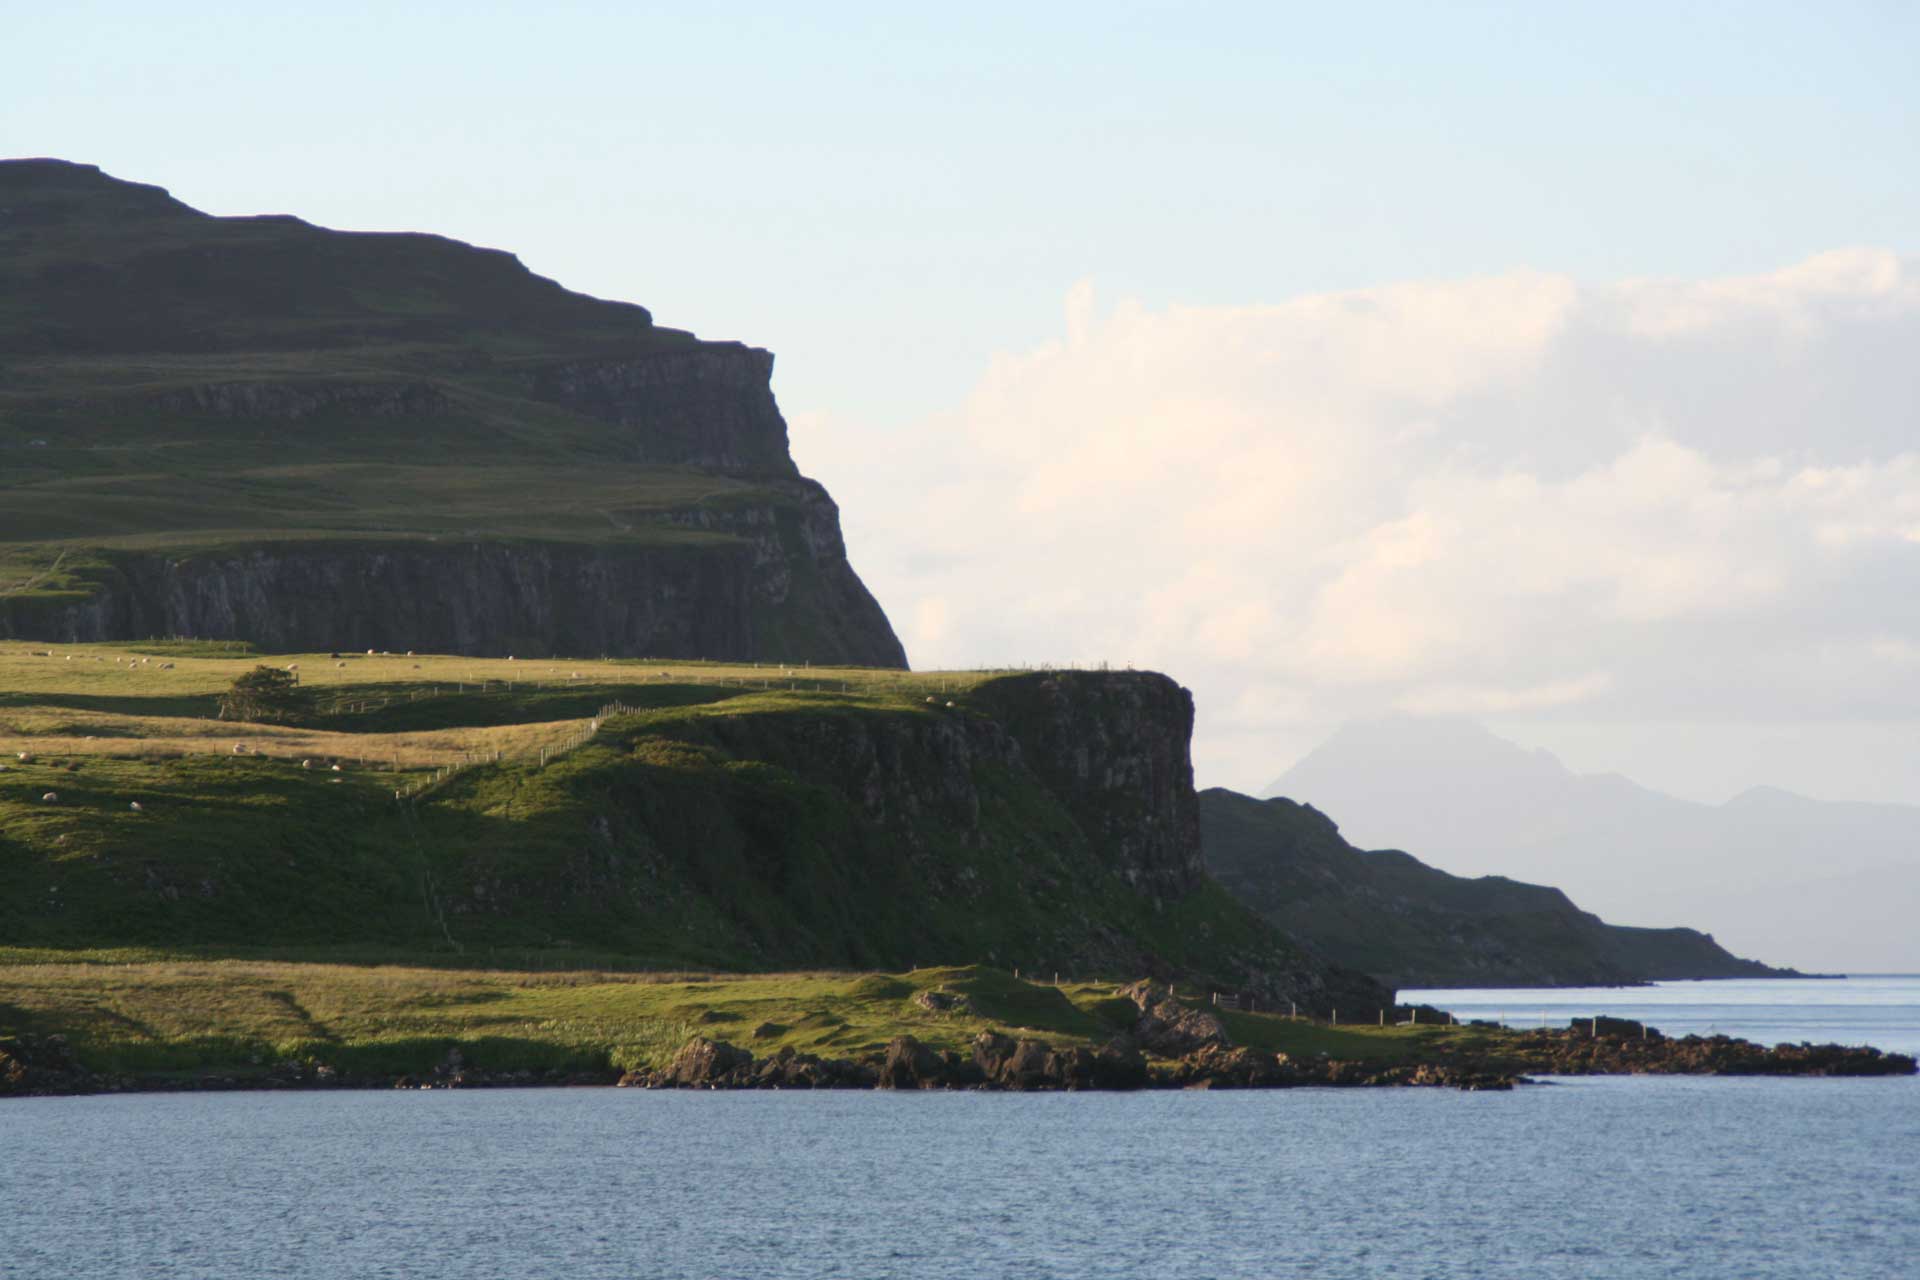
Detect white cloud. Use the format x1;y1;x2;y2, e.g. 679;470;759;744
804;253;1920;793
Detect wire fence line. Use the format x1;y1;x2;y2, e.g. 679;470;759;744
395;701;639;803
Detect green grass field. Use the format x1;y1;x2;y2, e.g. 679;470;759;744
0;956;1473;1081
4;640;1352;1084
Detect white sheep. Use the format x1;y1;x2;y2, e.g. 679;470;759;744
41;792;57;803
301;759;312;770
232;743;245;755
330;763;342;772
16;751;31;762
286;663;299;671
129;801;143;812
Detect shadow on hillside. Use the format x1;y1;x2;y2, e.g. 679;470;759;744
0;691;220;718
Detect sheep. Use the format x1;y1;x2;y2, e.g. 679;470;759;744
286;663;299;672
40;792;57;803
301;759;312;770
129;801;143;813
16;751;31;762
159;662;174;669
330;763;342;773
232;743;245;755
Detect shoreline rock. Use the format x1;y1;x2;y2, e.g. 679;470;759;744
7;994;1914;1100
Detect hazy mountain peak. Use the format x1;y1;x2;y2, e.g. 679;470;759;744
1266;713;1573;800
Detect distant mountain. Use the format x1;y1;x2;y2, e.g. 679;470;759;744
1266;716;1920;973
0;159;904;665
1200;788;1788;990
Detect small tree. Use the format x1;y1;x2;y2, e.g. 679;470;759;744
218;665;310;723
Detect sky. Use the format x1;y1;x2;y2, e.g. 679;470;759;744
8;2;1919;806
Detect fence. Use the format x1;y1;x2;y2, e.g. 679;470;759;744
395;701;632;803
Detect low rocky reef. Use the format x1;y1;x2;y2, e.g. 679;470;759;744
6;985;1912;1099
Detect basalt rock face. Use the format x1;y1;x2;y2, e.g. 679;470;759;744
569;671;1372;1005
0;158;903;666
969;672;1205;904
523;346;799;478
2;482;903;665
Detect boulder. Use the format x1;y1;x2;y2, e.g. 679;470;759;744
877;1036;948;1089
663;1036;754;1087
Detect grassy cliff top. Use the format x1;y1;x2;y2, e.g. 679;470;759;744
0;160;806;600
0;158;686;361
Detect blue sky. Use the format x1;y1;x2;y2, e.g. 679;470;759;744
12;3;1915;423
8;2;1920;807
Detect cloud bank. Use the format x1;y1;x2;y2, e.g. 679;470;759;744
805;251;1920;793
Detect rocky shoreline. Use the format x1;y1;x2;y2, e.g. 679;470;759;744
6;983;1913;1099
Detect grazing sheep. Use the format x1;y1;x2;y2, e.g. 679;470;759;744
301;759;312;770
41;792;57;803
129;801;143;812
232;743;245;755
336;662;346;668
330;763;342;772
16;751;30;762
286;663;299;671
366;649;376;656
159;662;174;669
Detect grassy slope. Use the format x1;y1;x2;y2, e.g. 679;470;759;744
0;958;1466;1080
0;644;1353;1079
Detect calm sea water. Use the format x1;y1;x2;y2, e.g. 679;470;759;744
1401;974;1920;1056
4;978;1917;1280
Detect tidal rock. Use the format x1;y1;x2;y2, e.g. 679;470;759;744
877;1036;947;1089
663;1036;755;1087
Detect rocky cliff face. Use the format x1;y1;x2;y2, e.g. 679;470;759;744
4;481;903;665
968;672;1205;903
524;346;799;477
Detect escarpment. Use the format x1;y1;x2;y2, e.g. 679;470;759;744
2;666;1387;1014
0;158;901;664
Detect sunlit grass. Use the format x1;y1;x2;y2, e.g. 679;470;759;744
0;958;1478;1078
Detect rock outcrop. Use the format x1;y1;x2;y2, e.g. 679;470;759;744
4;482;902;665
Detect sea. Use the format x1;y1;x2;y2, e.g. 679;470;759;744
3;976;1916;1280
